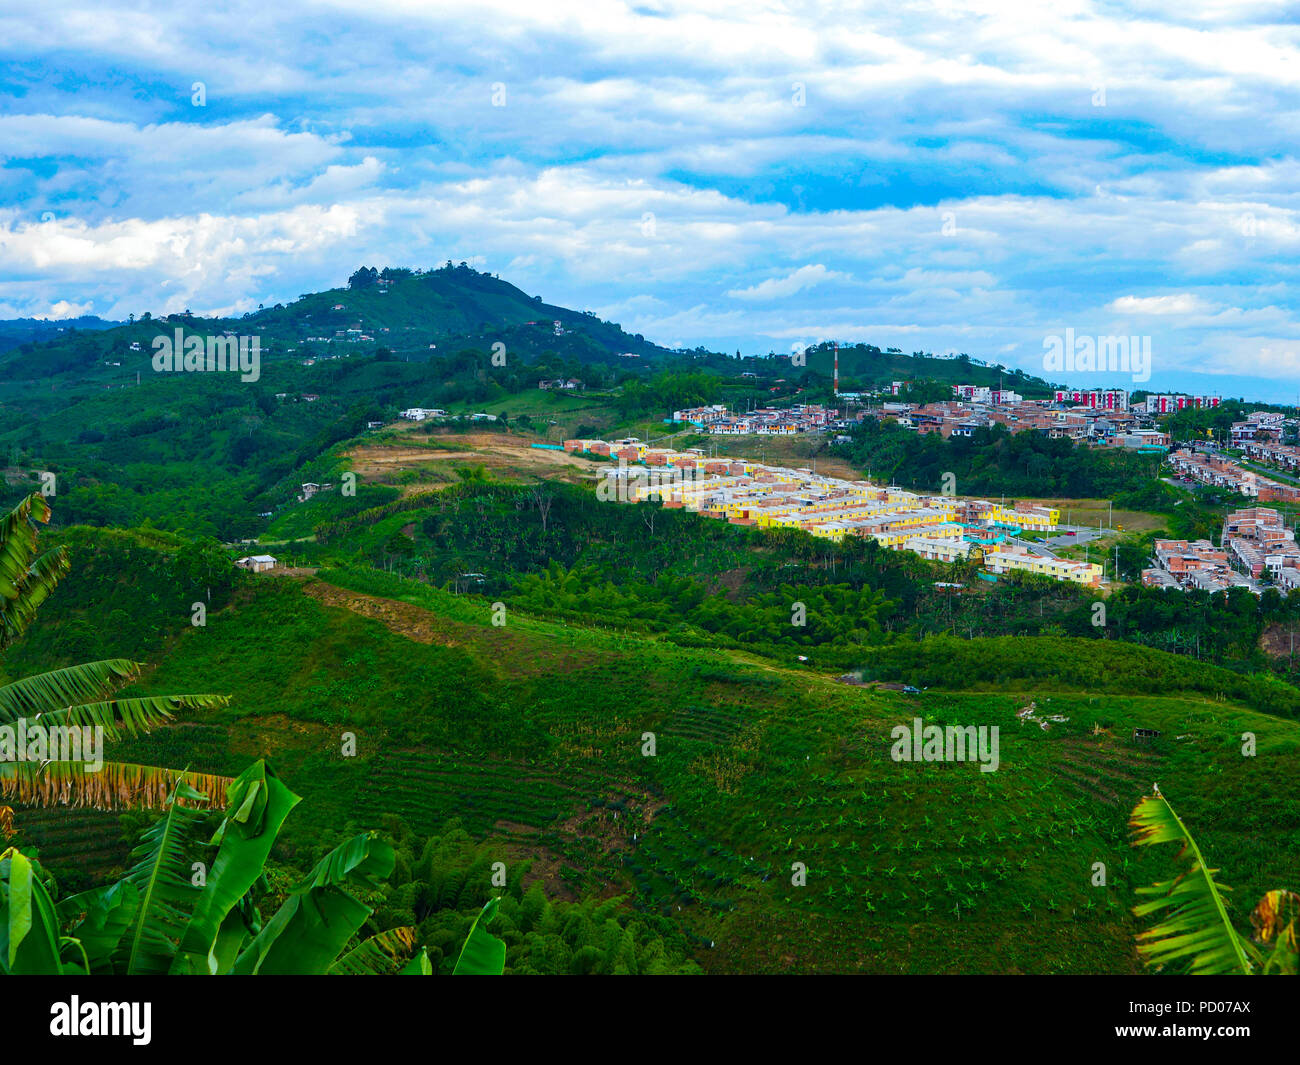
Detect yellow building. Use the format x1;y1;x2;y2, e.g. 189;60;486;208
902;535;975;562
987;503;1060;531
984;548;1100;586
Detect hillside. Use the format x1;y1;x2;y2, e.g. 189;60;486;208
8;546;1298;974
247;264;672;363
797;341;1057;396
0;263;1066;544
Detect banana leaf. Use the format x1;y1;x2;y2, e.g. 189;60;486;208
0;847;66;974
58;880;141;974
1130;792;1255;975
121;780;208;975
452;897;506;975
229;832;395;975
172;760;301;974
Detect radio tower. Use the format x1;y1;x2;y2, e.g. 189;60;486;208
833;342;839;397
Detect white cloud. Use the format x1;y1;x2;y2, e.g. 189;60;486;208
43;299;96;319
727;264;846;301
1108;294;1212;315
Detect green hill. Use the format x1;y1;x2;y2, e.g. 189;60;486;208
7;533;1298;974
797;341;1056;396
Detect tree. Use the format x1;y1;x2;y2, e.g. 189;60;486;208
0;493;231;813
528;482;555;533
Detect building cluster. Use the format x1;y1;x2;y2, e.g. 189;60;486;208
1144;508;1300;594
955;385;1023;404
399;407;498;423
1167;448;1300;502
865;392;1171;450
1230;410;1286;446
670;404;838;435
1143;394;1221;414
566;438;1102;586
1053;389;1131;410
1239;437;1300;472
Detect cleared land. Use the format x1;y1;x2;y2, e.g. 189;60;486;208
345;426;605;489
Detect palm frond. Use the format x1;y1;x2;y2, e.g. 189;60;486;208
20;693;230;737
1130;792;1254;975
0;493;50;598
0;494;70;650
121;778;209;975
0;761;232;811
328;927;420;975
1;549;70;649
0;660;141;720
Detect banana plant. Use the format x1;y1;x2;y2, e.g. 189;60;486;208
0;760;505;975
0;493;232;812
1130;791;1299;975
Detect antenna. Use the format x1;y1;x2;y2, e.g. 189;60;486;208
833;342;839;397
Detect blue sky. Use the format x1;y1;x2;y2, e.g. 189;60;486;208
1;0;1299;398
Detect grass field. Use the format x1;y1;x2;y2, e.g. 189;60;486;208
1015;497;1165;534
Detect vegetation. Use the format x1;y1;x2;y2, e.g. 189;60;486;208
832;418;1163;498
0;494;231;812
0;760;506;975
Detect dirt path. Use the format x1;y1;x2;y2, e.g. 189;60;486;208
300;579;461;646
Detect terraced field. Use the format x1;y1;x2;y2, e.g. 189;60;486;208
16;807;134;889
13;568;1300;973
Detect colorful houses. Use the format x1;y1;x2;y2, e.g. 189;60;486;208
583;439;1093;585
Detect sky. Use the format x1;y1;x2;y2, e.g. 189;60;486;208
1;0;1299;399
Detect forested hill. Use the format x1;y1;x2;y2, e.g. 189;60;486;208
249;263;675;363
0;263;673;386
0;314;120;352
795;341;1056;397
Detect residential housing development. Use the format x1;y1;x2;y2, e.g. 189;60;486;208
1143;507;1300;594
1168;448;1300;502
671;404;837;435
858;388;1172;451
567;437;1102;586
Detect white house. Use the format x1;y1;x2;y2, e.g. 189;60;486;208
235;555;277;573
